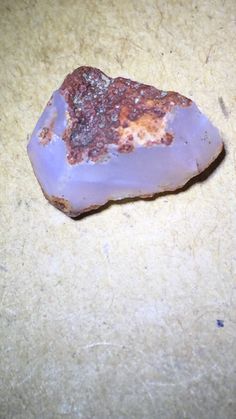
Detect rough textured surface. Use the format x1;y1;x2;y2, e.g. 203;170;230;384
1;1;236;418
59;66;190;163
28;66;223;217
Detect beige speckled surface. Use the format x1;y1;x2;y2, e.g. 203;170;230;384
1;1;236;418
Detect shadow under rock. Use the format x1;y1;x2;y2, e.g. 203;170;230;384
74;145;226;221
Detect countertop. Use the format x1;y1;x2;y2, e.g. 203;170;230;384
1;0;236;418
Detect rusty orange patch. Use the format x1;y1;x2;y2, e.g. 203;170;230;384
39;112;57;145
60;67;190;164
43;192;73;215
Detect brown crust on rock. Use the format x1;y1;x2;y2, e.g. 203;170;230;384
39;127;53;145
43;192;74;215
43;191;102;217
39;112;57;145
60;67;191;165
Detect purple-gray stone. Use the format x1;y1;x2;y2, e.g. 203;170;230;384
27;67;223;217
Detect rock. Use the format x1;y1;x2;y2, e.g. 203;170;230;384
27;66;223;217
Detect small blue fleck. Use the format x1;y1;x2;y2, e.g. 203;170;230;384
216;319;224;328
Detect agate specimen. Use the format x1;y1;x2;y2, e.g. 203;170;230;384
27;67;223;217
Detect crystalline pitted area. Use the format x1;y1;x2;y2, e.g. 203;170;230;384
27;67;223;217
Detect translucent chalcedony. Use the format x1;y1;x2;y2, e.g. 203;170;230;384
27;67;223;217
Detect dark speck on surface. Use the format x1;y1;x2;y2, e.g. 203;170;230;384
216;319;224;328
218;97;229;119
